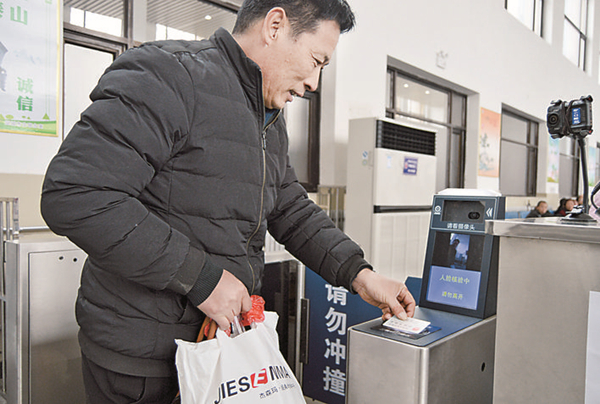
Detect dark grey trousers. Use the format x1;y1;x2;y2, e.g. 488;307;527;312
81;354;179;404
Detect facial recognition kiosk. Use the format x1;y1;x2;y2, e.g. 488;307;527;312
346;190;505;404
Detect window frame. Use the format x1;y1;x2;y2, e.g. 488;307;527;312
296;90;321;193
563;0;588;69
499;110;539;197
385;68;467;189
504;0;544;36
559;137;581;197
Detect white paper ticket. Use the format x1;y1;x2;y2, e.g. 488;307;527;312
383;316;430;334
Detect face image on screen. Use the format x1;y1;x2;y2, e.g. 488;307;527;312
426;232;485;310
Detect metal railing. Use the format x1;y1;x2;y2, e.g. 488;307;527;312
0;197;18;398
0;198;19;244
317;186;346;231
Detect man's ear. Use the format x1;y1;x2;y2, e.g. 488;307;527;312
262;7;288;45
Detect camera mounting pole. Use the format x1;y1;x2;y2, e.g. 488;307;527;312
574;137;592;215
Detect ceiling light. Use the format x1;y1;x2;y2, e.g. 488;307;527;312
205;15;212;20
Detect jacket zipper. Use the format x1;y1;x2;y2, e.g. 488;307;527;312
246;109;282;294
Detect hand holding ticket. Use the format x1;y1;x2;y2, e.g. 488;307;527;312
383;315;430;334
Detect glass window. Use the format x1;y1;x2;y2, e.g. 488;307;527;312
394;76;448;123
563;20;585;67
563;0;588;69
451;93;466;127
534;0;543;34
559;154;578;197
386;70;394;111
505;0;543;36
500;111;539;196
559;137;580;197
64;0;125;37
501;112;528;143
565;0;587;30
285;91;320;192
447;128;465;189
386;69;467;190
155;24;197;41
286;97;311;184
501;142;529;196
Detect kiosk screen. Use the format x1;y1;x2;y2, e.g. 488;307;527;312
425;232;484;310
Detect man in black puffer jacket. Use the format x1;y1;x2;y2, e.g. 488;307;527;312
41;0;416;402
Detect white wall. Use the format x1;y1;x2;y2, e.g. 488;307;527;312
0;134;61;175
320;0;600;199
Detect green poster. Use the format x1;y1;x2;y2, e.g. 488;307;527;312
547;137;560;183
588;145;597;187
0;0;59;136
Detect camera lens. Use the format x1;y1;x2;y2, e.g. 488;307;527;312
468;212;480;220
548;114;559;125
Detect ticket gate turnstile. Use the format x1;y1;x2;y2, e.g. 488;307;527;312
346;190;504;404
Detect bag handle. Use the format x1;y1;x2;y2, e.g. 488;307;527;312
198;316;218;342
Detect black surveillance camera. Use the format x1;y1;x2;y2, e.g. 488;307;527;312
546;95;593;139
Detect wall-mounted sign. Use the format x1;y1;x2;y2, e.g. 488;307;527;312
478;108;501;178
0;0;59;136
302;268;381;404
403;157;418;175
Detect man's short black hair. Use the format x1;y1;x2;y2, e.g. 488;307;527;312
232;0;356;37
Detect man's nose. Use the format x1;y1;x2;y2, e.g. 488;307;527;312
304;68;321;92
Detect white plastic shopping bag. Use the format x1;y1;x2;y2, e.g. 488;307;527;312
175;311;306;404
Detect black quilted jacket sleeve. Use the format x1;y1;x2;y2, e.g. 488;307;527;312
267;162;372;292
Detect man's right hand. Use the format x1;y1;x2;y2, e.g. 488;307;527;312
197;270;252;330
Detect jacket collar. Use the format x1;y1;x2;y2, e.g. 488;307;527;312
211;28;264;116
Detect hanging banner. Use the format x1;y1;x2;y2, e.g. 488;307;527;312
0;0;60;136
478;108;501;178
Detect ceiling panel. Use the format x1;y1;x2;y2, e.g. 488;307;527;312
65;0;124;19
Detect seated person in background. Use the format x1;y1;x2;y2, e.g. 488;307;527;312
554;198;576;216
526;200;553;218
577;194;584;206
554;198;567;216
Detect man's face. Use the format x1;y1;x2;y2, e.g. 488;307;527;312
566;199;576;210
261;19;340;109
